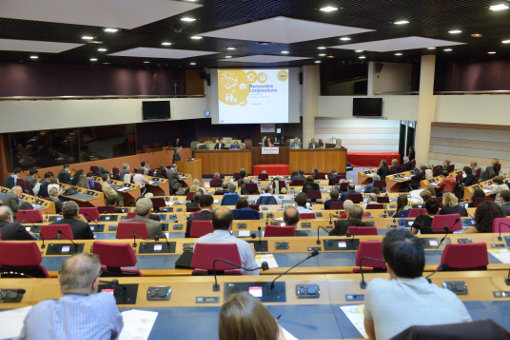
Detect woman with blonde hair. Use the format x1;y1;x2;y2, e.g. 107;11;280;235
188;178;205;194
219;292;284;340
439;192;467;216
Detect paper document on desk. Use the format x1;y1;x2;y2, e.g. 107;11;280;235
340;304;368;339
255;254;278;268
149;181;157;185
119;309;158;340
280;326;298;340
0;306;32;339
488;249;510;264
116;187;130;192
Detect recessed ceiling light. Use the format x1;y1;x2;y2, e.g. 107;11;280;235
314;60;322;64
97;48;107;52
190;35;203;40
281;50;289;54
224;55;232;58
103;28;118;33
490;3;509;11
359;55;366;59
427;47;436;50
226;47;236;51
394;20;410;25
81;35;94;40
29;55;38;59
161;42;172;46
317;46;326;50
355;49;364;53
339;36;351;41
488;51;497;54
503;39;510;43
471;33;483;38
180;17;196;22
143;61;150;64
102;62;111;65
443;48;453;52
190;62;197;65
448;29;462;34
90;58;98;62
318;53;326;57
395;52;403;56
320;6;338;13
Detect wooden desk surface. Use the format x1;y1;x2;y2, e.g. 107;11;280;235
0;186;55;214
59;183;105;207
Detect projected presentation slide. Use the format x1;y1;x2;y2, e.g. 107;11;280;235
218;69;289;124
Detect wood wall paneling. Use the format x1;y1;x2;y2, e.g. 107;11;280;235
289;149;347;173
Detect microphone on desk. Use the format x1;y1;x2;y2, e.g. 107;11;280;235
437;218;459;248
316;225;330;245
329;214;339;225
359;257;386;289
38;231;46;249
425;262;449;283
212;259;269;291
130;230;143;248
497;222;510;241
270;250;319;290
57;230;79;251
83;212;100;232
155;232;170;249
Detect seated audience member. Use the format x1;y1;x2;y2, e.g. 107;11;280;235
133;168;150;195
233;197;259;220
479;165;496;182
437;170;456;193
3;168;22;189
290;137;302;149
155;164;167;178
291;170;306;185
36;172;53;197
18;202;34;211
294;193;315;216
0;206;35;240
312;168;320;179
271;176;286;194
407;146;415;161
490;176;509;206
408;167;424;191
214;137;228;150
440;192;468;216
411;198;440;235
363;193;378;209
283;207;307;236
258;169;268;180
308;138;319;149
377;160;390;180
470;161;481;175
393;194;411;218
372;187;381;195
463;166;476;187
500;190;510;216
175;138;183;147
468;188;486;208
401;156;412;170
237;168;247;184
240;177;253;195
302;176;320;193
492;158;500;175
419;189;433;203
215;182;229;195
194;207;259;275
463;201;505;234
364;174;380;193
186;194;214;238
324;189;341;210
188;178;206;195
20;254;123;339
230;140;241;149
339;200;371;219
426;187;437;197
211;172;223;187
328;169;338;185
390;159;400;173
127;198;165;238
219;292;283;340
106;196;123;214
47;177;60;199
340;183;359;201
330;205;368;236
119;163;131;182
256;186;281;205
140;161;150;175
48;187;63;214
57;164;71;184
363;229;471;340
71;169;84;186
440;160;451;172
25;169;38;188
221;184;240;205
2;186;22;214
186;191;202;210
101;173;123;206
51;201;94;239
167;163;183;193
76;174;90;189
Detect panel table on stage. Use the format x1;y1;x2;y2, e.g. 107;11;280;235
194;149;252;175
59;183;105;207
289;148;347;173
0;186;55;214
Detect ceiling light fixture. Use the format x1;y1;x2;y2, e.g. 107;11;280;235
281;50;289;54
427;47;436;50
471;33;483;38
190;35;203;40
97;48;107;52
393;20;410;25
488;51;497;54
443;48;453;52
448;29;462;34
355;49;364;53
143;61;150;64
81;35;94;40
317;46;326;50
224;55;232;58
318;53;326;57
503;39;510;43
90;58;98;62
29;55;38;59
314;60;322;63
319;6;338;13
190;62;197;65
103;28;118;33
395;52;403;56
490;3;509;11
180;17;196;22
161;42;172;46
339;36;351;41
226;47;236;51
359;55;366;59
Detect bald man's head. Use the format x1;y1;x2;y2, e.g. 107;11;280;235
283;207;300;226
212;207;233;230
0;206;13;222
59;254;101;295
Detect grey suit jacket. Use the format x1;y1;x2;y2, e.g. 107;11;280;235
2;192;19;213
167;169;181;190
127;215;165;239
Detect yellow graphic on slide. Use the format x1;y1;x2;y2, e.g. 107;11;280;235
277;70;288;81
219;70;250;106
258;72;267;83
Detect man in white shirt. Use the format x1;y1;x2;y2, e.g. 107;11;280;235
364;229;471;340
194;207;259;275
294;192;316;216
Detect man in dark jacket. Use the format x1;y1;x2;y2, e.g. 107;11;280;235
186;195;213;237
0;206;36;240
329;205;369;236
51;201;94;239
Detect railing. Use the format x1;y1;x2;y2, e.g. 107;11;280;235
0;94;205;101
